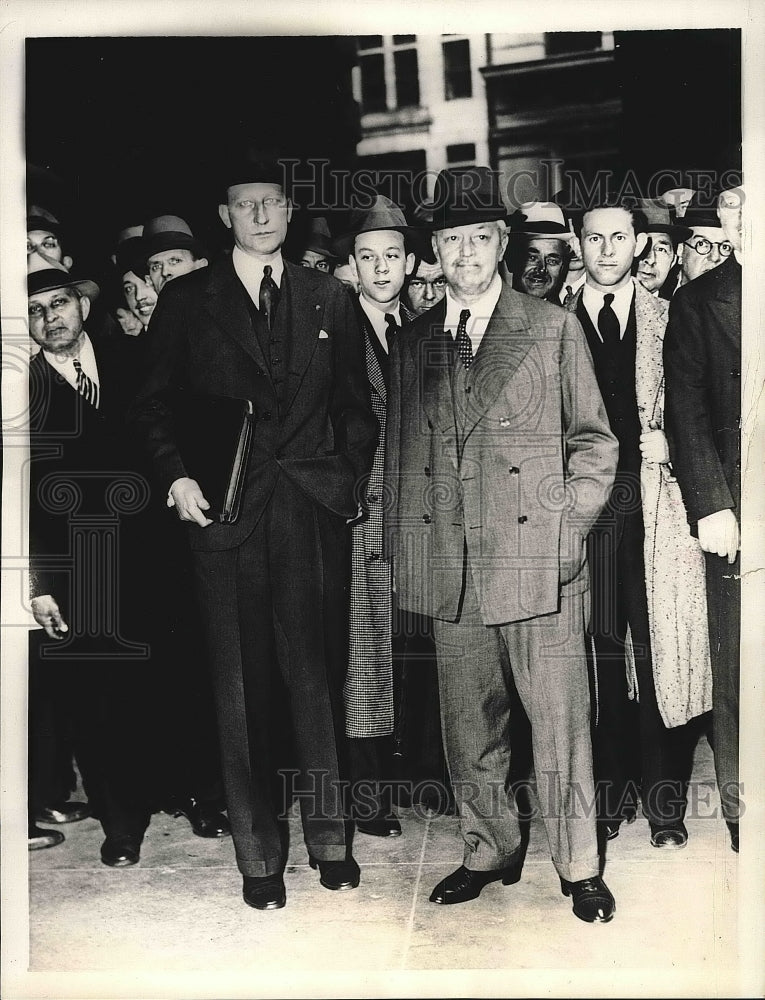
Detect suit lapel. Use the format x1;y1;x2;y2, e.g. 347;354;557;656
708;257;741;347
281;261;324;413
355;304;386;405
461;284;534;439
415;299;455;435
202;257;270;372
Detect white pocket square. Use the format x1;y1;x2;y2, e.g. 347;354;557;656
318;329;330;339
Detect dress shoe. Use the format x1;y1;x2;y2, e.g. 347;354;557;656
560;876;615;923
429;863;521;905
308;855;360;891
603;820;622;842
242;874;286;910
355;814;402;838
650;821;688;849
100;835;141;867
727;821;739;854
417;788;458;817
28;825;65;850
36;801;91;824
169;796;230;838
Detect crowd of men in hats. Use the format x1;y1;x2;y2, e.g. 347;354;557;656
25;151;743;924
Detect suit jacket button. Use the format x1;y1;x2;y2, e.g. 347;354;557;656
518;515;527;524
509;466;519;475
262;410;272;420
368;553;380;561
730;369;740;377
422;514;432;524
424;466;431;476
367;494;379;504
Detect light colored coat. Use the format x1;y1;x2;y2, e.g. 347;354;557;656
385;285;618;626
633;281;712;726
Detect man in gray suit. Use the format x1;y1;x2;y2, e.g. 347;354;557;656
385;167;619;923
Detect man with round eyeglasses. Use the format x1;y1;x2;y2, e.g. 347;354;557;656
677;206;733;287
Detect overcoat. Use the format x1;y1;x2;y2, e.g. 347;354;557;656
384;284;618;626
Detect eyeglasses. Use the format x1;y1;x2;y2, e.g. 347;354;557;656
686;238;734;257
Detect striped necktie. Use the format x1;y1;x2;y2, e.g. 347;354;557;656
72;357;99;409
454;309;473;370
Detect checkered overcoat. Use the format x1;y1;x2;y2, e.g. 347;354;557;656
343;302;413;737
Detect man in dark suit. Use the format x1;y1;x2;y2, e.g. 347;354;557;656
663;180;743;853
28;262;154;866
131;156;379;910
385;167;618;923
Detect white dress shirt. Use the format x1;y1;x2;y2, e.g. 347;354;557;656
558;270;586;304
581;279;635;341
443;273;503;356
42;332;99;390
358;295;402;354
232;246;284;304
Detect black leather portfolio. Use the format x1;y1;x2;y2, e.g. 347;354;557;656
172;389;255;524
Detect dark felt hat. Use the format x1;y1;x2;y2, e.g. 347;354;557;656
113;225;147;278
27;258;99;302
302;217;339;261
681;205;725;232
334;195;415;258
429;167;509;231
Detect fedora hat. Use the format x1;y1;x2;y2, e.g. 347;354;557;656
638;199;692;245
142;215;206;265
681;205;725;232
429;167;509;231
508;201;573;240
27;257;99;302
334;195;415;258
113;225;147;278
27;205;64;236
302;216;338;261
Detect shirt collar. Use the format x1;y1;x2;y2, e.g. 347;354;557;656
359;294;401;352
443;272;503;333
42;332;98;386
232;245;284;296
582;277;634;338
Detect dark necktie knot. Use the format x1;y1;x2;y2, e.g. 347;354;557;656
455;308;473;370
259;264;280;331
597;292;620;345
383;312;398;353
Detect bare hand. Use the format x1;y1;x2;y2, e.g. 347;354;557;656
168;477;213;527
640;423;670;465
30;595;69;640
697;509;739;563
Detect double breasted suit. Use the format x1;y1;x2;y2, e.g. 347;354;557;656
663;255;741;823
132;256;378;876
385;285;618;881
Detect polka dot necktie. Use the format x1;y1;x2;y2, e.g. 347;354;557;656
597;292;620;345
72;357;99;409
454;308;473;370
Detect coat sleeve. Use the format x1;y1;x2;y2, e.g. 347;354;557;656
127;279;191;495
559;310;619;568
663;285;735;525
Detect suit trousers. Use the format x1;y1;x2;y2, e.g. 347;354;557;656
433;574;599;884
588;508;701;826
705;551;740;822
193;472;350;877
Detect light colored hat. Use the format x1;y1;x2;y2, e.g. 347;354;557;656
142;214;206;262
509;202;573;240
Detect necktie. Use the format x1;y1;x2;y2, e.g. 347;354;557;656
259;264;280;331
454;309;473;370
72;357;99;409
597;293;620;345
383;313;399;354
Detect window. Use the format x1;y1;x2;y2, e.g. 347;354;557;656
442;37;472;100
357;36;420;113
544;32;603;57
446;143;476;169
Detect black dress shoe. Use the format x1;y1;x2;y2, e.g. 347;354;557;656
36;801;91;824
603;820;621;842
560;876;615;923
242;874;286;910
100;835;141;867
308;856;360;891
169;797;230;838
355;814;402;838
429;863;521;904
28;825;65;850
650;821;688;849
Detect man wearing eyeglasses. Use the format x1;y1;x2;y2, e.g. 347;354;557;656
677;205;734;288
